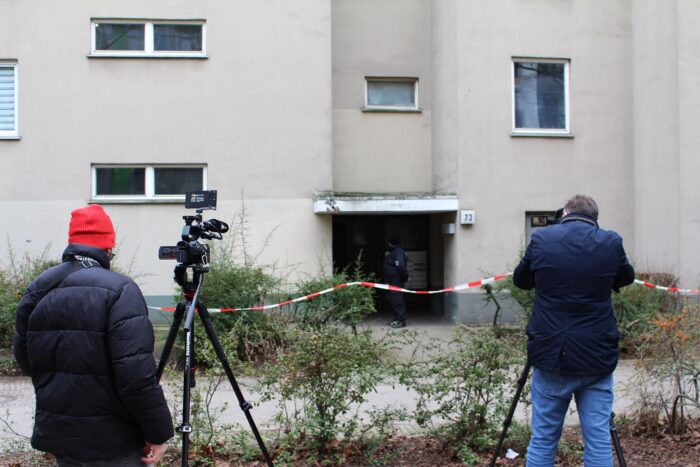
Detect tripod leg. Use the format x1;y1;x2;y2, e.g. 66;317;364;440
610;412;627;467
197;303;274;467
490;361;531;467
157;302;186;382
178;305;196;467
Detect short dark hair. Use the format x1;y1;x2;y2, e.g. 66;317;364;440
564;194;599;220
389;234;401;246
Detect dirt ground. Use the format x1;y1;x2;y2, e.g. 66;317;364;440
4;422;698;467
325;423;700;467
231;422;700;466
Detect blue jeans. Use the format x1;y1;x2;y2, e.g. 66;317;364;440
526;368;614;467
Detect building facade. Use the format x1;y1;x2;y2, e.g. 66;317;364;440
2;0;698;322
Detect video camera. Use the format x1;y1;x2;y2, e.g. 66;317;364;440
154;190;274;466
550;208;564;225
158;190;229;272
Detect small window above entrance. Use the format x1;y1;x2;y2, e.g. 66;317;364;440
525;211;558;244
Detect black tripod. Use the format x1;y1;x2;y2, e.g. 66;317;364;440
156;267;274;467
489;362;627;467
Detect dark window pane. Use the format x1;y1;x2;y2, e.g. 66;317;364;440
154;24;203;51
154;168;202;195
367;81;415;107
95;23;145;51
96;168;145;195
514;62;566;129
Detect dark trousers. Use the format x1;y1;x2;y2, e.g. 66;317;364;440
56;450;146;467
388;290;406;323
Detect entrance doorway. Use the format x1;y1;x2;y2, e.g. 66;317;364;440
332;215;444;318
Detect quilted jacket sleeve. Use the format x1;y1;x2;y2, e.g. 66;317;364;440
13;283;39;375
108;280;174;444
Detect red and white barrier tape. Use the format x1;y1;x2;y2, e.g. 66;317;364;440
633;279;700;294
147;273;700;314
147;273;513;314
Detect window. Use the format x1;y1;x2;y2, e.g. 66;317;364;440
92;165;207;201
91;20;206;57
364;78;419;111
512;59;570;135
0;62;18;139
525;211;558;244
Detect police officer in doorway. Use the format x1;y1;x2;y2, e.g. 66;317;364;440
383;234;409;328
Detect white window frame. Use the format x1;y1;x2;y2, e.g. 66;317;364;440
91;164;208;202
0;61;19;140
511;58;570;136
364;77;420;112
90;19;207;58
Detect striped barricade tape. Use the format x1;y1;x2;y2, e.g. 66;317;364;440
147;273;700;315
633;279;700;294
147;273;514;314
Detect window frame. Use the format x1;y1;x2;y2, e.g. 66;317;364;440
91;164;208;203
525;210;558;245
90;19;207;58
511;58;571;136
363;77;420;112
0;61;19;140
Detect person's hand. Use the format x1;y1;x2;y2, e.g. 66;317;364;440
141;442;167;465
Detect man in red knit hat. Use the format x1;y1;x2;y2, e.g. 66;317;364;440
14;205;173;466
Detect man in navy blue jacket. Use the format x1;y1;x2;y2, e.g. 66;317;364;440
513;195;634;467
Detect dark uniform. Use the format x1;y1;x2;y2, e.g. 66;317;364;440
383;241;409;327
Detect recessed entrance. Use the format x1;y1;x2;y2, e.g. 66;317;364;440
332;214;445;320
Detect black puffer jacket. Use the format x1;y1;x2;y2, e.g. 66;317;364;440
13;243;173;462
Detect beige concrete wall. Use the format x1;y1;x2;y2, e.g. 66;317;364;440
4;0;700;307
431;0;459;194
628;0;700;287
632;0;681;276
0;0;333;296
677;0;700;287
441;0;636;288
0;200;332;296
332;0;432;192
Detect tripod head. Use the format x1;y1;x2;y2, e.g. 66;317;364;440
174;265;205;298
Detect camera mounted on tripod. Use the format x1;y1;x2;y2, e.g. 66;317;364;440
158;190;229;287
154;190;274;466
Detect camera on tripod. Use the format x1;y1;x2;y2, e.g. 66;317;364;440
154;190;274;466
158;190;229;272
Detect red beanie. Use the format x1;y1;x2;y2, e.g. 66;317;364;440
68;205;115;250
